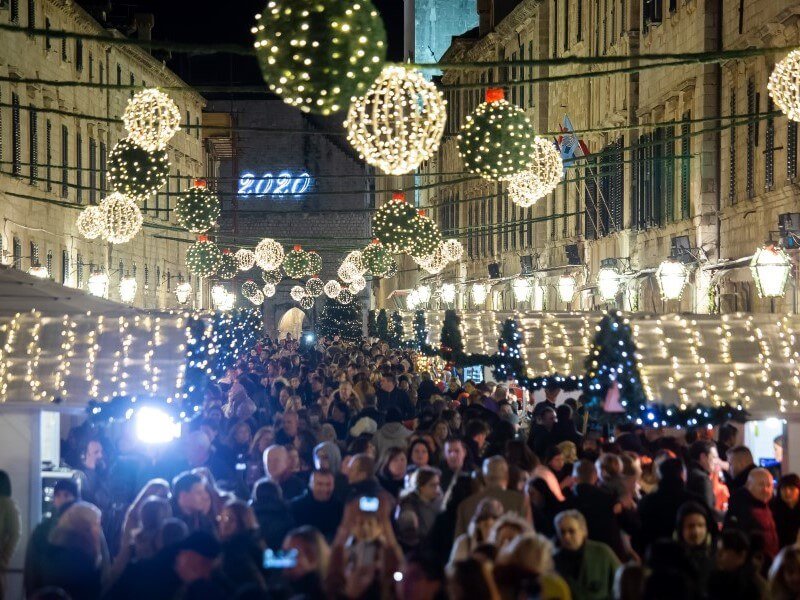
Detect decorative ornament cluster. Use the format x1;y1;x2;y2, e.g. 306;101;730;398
506;136;564;208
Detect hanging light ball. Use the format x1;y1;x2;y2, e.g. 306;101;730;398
306;276;325;297
216;250;239;280
337;289;354;305
122;88;181;151
750;243;793;298
76;205;106;240
407;210;442;258
175;182;221;233
345;65;447;175
290;285;306;302
472;282;488;305
262;282;276;298
338;261;361;284
217;289;236;312
211;284;229;309
283;245;311;279
175;281;193;305
362;239;394;276
306;251;323;275
769;50;800;122
107;138;169;200
235;248;256;271
373;192;418;253
324;279;342;298
597;265;621;302
254;237;285;271
457;88;536;181
416;285;431;303
252;0;387;116
299;295;315;309
507;137;564;208
441;239;464;263
186;236;223;278
249;289;266;305
87;269;110;298
100;192;143;244
656;258;689;301
261;268;283;285
414;245;448;275
512;277;532;303
242;280;260;300
348;275;366;293
344;250;366;274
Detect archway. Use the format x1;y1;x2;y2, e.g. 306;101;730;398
277;307;306;341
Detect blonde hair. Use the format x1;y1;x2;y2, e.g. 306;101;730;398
497;532;556;575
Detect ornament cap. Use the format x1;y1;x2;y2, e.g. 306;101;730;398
222;248;231;254
418;209;426;217
197;234;209;242
392;191;405;201
372;238;381;245
486;88;505;103
293;244;302;251
193;179;207;189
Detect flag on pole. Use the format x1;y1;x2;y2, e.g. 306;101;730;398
557;115;590;170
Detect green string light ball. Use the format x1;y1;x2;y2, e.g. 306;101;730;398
242;280;260;300
186;237;223;279
372;192;418;254
457;88;537;182
362;240;394;276
175;182;221;233
261;269;283;285
217;251;238;280
283;245;312;279
107;138;170;200
252;0;387;115
306;251;323;275
306;277;325;297
407;210;442;258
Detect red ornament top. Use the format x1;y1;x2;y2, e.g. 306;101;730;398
222;248;231;254
193;178;207;189
372;238;381;245
486;88;505;103
293;244;302;251
392;191;405;201
197;234;209;242
418;209;427;217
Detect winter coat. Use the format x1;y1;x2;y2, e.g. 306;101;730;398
554;539;620;600
253;497;296;550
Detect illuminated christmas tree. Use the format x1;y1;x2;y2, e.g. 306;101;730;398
317;296;364;342
494;318;525;383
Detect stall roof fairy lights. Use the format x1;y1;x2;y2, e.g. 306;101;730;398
403;310;800;417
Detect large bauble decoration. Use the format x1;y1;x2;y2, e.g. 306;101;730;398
407;211;442;258
254;238;285;271
337;289;354;305
290;285;306;302
107;138;170;200
186;237;223;278
457;88;536;181
372;192;418;253
175;184;221;233
242;280;260;300
324;280;342;298
345;65;446;175
261;269;283;285
769;49;800;122
338;261;361;284
77;205;106;240
100;193;143;244
235;249;256;271
362;240;393;276
283;246;311;279
348;275;366;294
248;289;266;305
122;88;181;152
217;250;238;280
507;136;564;208
415;245;448;274
299;295;314;309
262;283;276;298
306;251;323;276
306;277;324;297
252;0;387;115
441;238;464;263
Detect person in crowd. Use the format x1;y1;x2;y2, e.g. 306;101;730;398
290;469;343;541
707;529;768;599
376;446;408;498
396;466;442;549
395;551;445;600
568;458;625;558
171;472;215;535
373;407;413;459
551;404;583;447
494;532;572;600
407;438;433;473
440;437;469;495
174;531;230;598
281;526;330;600
262;444;306;501
217;499;266;590
725;467;780;561
446;557;501;600
417;372;439;404
448;498;503;567
377;372;415;420
527;405;557;460
553;509;620;600
77;438;110;512
727;445;757;491
0;470;20;600
771;473;800;548
768;544;800;600
687;439;721;514
463;419;490;469
676;500;716;592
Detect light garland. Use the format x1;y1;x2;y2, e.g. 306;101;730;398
186;237;223;278
406;289;419;310
299;295;314;309
407;210;442;258
506;137;564;207
324;280;342;298
242;280;261;300
254;237;285;271
283;246;312;279
216;250;239;280
656;258;690;301
211;283;229;308
337;289;354;305
362;240;394;276
372;192;418;253
216;289;236;312
235;249;256;271
441;239;464;263
76;205;106;240
100;192;143;244
769;50;800;122
750;243;792;298
262;282;276;298
457;88;536;181
107;138;170;200
175;183;221;233
252;0;387;115
122;88;181;152
345;65;446;175
290;285;306;302
261;268;283;285
306;277;325;297
119;274;137;303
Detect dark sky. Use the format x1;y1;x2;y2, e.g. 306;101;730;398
121;0;405;87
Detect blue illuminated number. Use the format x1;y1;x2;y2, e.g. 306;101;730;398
274;172;292;195
238;173;255;195
291;173;311;195
254;173;273;197
239;171;312;198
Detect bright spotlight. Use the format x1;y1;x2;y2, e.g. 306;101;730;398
134;406;181;444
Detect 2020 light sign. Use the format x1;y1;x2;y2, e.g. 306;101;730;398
238;171;312;197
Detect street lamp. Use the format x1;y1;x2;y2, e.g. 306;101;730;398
512;277;531;303
750;243;792;298
416;285;431;304
472;282;488;305
558;274;576;303
119;273;137;303
656;258;689;301
28;261;49;279
87;269;110;298
440;283;456;304
175;280;192;305
211;283;228;309
597;262;621;302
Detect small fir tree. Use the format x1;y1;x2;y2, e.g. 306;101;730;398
389;311;404;348
367;310;378;338
439;309;465;361
493;318;525;383
413;310;428;350
316;297;364;342
376;309;390;342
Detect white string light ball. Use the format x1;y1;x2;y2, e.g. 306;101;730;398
415;245;448;274
252;0;387;115
262;283;276;298
441;239;464;262
457;88;536;181
324;280;342;298
345;65;447;175
344;250;366;274
306;277;325;297
262;269;283;285
769;50;800;122
100;193;143;244
506;136;564;208
290;285;306;302
217;251;239;280
254;238;285;271
248;289;266;305
372;192;418;253
235;249;256;271
77;205;106;240
306;251;323;275
122;88;182;152
175;184;221;233
407;211;442;258
338;261;361;284
348;275;366;293
186;237;223;278
242;280;261;300
337;289;354;305
299;295;315;309
107;138;170;200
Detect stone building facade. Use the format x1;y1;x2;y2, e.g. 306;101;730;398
0;0;204;309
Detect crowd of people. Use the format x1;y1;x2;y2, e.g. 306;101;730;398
1;333;800;599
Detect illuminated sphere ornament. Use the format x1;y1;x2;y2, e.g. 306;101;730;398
338;261;361;284
324;279;342;298
299;295;314;310
248;289;266;305
506;137;564;207
235;249;256;271
407;211;442;258
345;65;446;175
283;246;311;279
362;240;393;276
512;278;532;303
373;192;418;253
415;246;447;274
100;193;143;244
175;184;221;233
656;258;689;301
306;277;324;297
186;237;223;278
262;283;276;298
416;285;431;304
441;239;464;263
344;250;366;274
254;238;285;271
472;282;488;305
242;280;260;300
252;0;387;115
122;88;181;151
306;251;323;276
77;205;106;240
750;243;792;298
457;88;536;181
88;269;110;298
290;285;306;302
107;138;169;200
337;289;354;305
261;269;283;285
217;289;236;312
769;50;800;122
597;265;621;302
216;251;238;280
348;275;366;293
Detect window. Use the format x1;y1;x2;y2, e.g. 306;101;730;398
99;141;106;193
99;62;103;85
61;124;68;198
61;250;69;284
585;159;598;238
27;0;34;29
680;112;691;219
669;0;676;12
45;18;51;49
13;237;21;267
46;250;52;278
729;91;737;203
29;106;38;184
788;121;798;180
10;0;19;23
76;253;83;287
45;119;52;191
88;137;96;204
564;0;570;49
519;45;525;108
594;0;600;55
75;39;83;72
611;0;616;40
76;133;82;203
89;53;93;81
553;0;559;57
577;0;583;41
30;241;38;265
12;92;21;176
0;88;3;161
116;64;121;86
621;0;626;30
766;97;775;190
746;79;756;199
643;0;662;32
144;265;149;289
195;116;200;139
130;73;135;98
599;137;624;233
602;0;607;53
61;37;66;61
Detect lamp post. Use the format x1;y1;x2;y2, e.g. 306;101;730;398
656;258;689;301
28;261;49;279
558;274;576;304
440;283;456;305
472;282;488;306
597;261;621;303
175;279;192;305
750;243;792;298
512;277;531;304
87;269;110;298
119;272;137;303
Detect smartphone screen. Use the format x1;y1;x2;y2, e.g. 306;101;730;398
263;548;298;569
359;496;379;513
